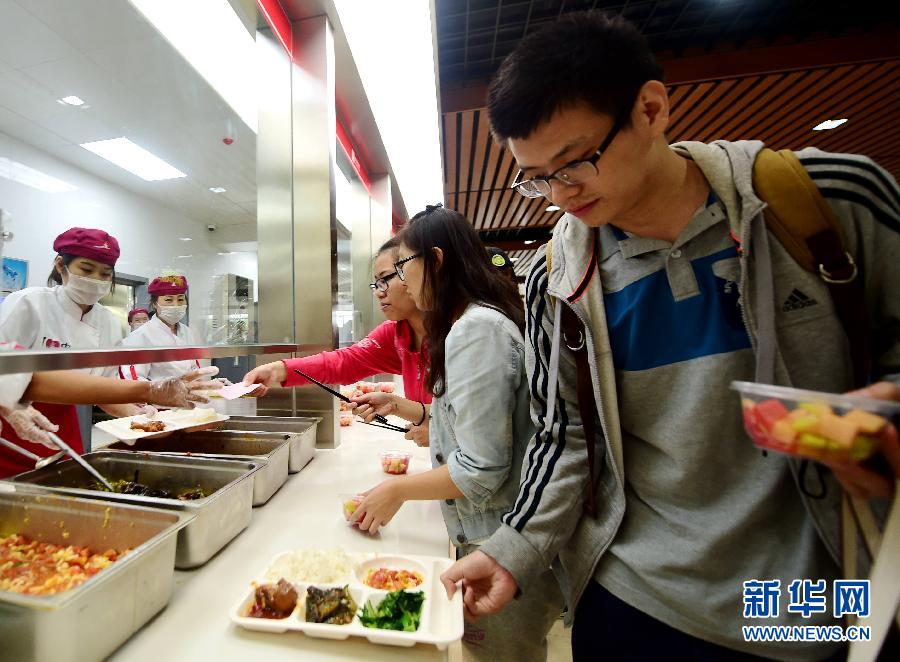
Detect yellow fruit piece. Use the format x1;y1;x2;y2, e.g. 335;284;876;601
799;402;833;417
799;433;827;450
815;414;857;447
842;409;887;435
790;414;819;433
850;436;879;461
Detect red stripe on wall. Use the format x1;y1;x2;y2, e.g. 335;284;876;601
256;0;292;58
336;117;373;193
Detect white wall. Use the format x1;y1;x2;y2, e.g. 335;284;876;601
0;129;257;343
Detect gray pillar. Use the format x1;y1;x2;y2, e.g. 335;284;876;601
256;19;340;447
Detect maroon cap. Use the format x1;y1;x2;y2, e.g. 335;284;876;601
53;227;120;266
148;275;188;296
127;308;149;323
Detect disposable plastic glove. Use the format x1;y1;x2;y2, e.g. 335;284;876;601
0;405;60;449
146;366;222;410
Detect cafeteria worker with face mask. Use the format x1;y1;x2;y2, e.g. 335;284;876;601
0;227;143;474
119;275;203;380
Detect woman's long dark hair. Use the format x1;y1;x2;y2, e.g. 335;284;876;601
398;206;524;397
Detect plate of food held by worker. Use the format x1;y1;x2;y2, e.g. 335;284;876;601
95;407;229;441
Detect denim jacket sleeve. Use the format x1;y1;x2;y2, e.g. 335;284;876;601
443;311;524;508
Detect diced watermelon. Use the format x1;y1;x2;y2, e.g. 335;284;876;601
756;399;791;430
741;404;767;444
842;409;887;435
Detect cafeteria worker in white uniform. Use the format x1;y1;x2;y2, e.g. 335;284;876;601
0;227;143;472
119;275;203;380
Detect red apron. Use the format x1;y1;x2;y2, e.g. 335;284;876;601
0;403;83;478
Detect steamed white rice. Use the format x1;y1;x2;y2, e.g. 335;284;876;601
264;549;359;584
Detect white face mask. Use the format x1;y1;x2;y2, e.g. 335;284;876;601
64;271;111;306
157;305;187;325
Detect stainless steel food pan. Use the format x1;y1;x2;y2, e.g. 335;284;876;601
218;415;319;472
0;490;192;662
107;431;289;506
5;451;258;569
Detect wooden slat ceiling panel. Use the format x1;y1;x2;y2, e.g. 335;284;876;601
445;60;900;247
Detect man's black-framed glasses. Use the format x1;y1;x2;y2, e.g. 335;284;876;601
369;271;398;293
510;113;627;199
394;253;422;282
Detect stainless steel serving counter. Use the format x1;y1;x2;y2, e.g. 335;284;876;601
108;420;459;661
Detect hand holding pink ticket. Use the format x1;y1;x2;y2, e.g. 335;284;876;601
216;381;262;400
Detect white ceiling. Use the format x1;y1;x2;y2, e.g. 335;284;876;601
0;0;257;228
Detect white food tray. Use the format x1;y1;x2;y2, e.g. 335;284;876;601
95;409;230;441
230;550;463;649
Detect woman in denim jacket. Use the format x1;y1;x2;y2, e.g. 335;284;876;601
352;205;563;661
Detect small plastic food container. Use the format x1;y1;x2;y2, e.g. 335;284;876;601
380;451;411;475
341;493;364;524
731;381;899;463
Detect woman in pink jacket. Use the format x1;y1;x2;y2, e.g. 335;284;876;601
244;237;431;444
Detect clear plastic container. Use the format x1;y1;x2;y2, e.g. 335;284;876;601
380;450;411;475
731;381;899;463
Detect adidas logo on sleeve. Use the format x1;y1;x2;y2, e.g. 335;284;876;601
782;288;819;312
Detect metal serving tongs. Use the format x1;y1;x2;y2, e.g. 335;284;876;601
1;433;114;490
0;436;65;470
46;432;116;491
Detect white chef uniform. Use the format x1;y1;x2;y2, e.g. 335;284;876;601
119;314;201;381
0;286;123;378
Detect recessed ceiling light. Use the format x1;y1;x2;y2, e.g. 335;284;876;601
130;0;257;132
178;237;193;241
546;205;560;212
217;251;233;256
812;119;848;131
209;186;227;193
57;95;85;106
175;255;193;259
80;138;186;181
523;239;536;245
0;156;77;193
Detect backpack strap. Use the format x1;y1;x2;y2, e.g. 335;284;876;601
752;148;871;387
546;237;600;516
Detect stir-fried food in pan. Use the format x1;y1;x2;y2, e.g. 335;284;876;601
88;470;206;500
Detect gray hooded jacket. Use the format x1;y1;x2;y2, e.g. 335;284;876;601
480;141;900;658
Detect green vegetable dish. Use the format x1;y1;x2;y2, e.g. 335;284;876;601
358;590;425;632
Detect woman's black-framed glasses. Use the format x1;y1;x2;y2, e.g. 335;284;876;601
393;254;422;282
369;271;398;293
510;112;627;199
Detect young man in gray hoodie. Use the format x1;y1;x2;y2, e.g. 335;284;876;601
441;12;900;661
